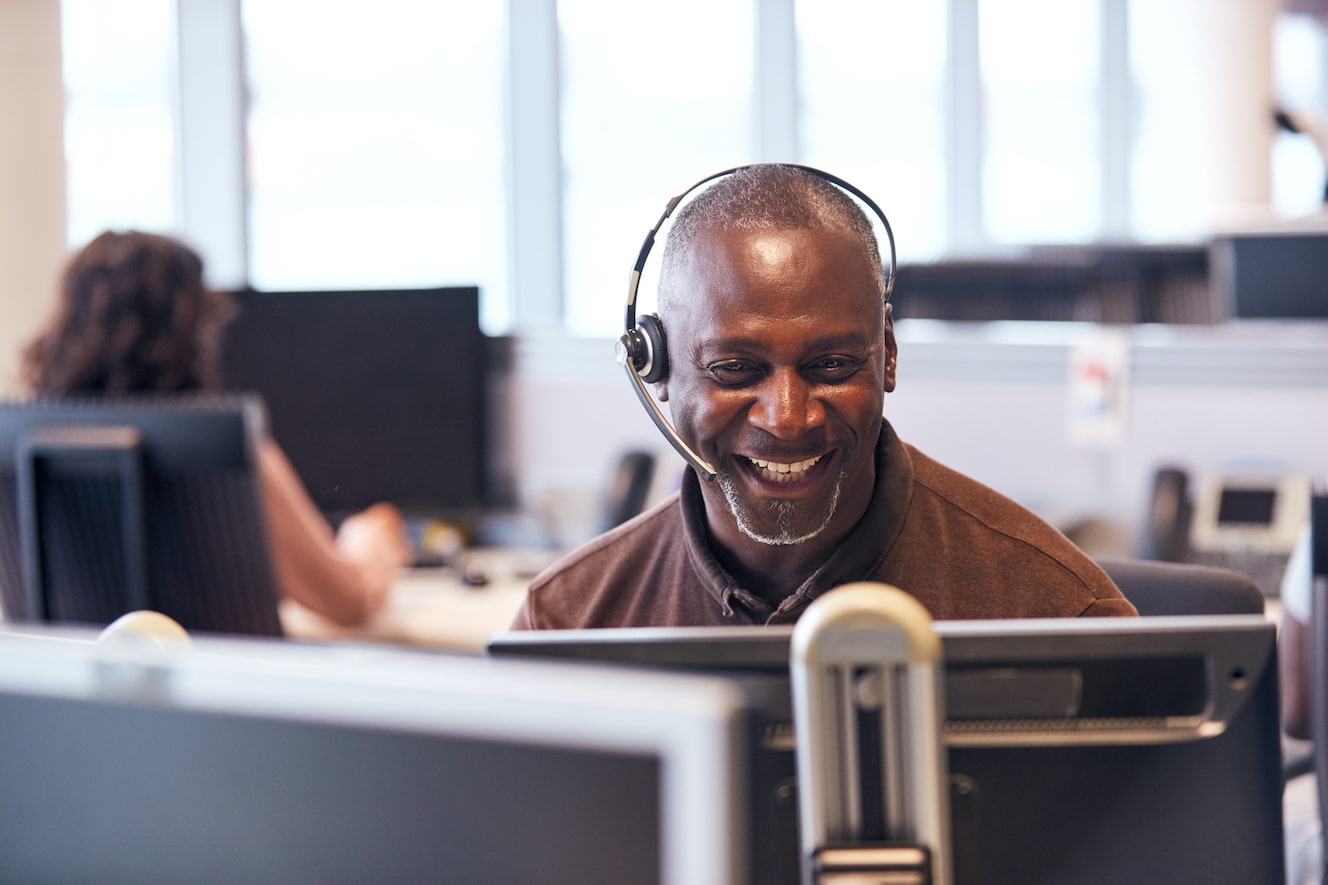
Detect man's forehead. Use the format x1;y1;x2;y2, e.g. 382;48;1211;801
692;323;882;357
685;224;862;277
658;223;884;338
670;274;883;358
740;231;798;267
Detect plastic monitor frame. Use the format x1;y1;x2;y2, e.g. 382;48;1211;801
0;627;748;885
489;615;1287;885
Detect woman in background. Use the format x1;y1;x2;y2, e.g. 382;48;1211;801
23;230;410;627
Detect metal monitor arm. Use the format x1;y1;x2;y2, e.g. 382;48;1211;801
791;583;951;885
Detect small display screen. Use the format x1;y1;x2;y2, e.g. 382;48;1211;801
1216;488;1277;526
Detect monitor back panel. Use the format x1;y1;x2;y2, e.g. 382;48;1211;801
490;618;1287;885
220;288;487;518
0;691;660;885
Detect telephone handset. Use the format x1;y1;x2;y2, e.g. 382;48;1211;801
1144;465;1309;597
1143;467;1192;562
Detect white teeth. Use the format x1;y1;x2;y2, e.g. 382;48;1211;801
747;455;823;483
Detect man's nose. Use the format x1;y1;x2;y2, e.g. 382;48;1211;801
747;369;825;439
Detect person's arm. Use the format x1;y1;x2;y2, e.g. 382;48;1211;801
508;599;535;631
258;439;410;627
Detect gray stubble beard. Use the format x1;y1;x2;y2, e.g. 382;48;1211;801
716;459;848;546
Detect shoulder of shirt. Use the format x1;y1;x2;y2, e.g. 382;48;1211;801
900;442;1132;612
903;442;1070;541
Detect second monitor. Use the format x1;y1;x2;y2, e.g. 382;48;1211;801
220;287;488;522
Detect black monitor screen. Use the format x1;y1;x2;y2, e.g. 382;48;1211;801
1217;487;1278;525
1216;232;1328;319
220;288;486;518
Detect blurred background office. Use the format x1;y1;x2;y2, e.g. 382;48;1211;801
2;0;1327;566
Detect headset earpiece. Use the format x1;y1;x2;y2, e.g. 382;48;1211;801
617;314;668;383
635;314;669;383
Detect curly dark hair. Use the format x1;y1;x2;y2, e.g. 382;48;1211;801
23;230;234;394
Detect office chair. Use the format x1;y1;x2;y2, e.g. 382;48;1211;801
0;395;283;636
1095;556;1265;616
598;450;657;533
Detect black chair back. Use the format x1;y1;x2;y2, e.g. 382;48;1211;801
599;450;657;533
1096;556;1265;616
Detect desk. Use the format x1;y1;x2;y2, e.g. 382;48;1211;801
280;547;556;652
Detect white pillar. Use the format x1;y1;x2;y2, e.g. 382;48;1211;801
0;1;67;394
1193;0;1281;226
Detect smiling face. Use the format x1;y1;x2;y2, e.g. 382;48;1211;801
658;223;897;554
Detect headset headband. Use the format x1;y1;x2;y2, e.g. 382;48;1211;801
616;164;897;482
624;164;897;334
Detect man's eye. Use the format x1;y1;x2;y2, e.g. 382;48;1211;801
808;356;863;382
707;361;760;384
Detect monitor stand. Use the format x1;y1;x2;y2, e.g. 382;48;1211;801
790;583;950;885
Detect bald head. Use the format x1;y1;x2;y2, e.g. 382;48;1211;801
658;165;887;315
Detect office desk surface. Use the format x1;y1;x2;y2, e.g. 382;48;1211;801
3;550;1282;652
280;547;554;651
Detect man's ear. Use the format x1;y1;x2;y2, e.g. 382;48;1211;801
883;302;898;393
656;379;670;402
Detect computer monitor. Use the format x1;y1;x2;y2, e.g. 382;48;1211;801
489;616;1286;885
219;287;488;521
0;627;747;885
1210;231;1328;319
0;395;282;636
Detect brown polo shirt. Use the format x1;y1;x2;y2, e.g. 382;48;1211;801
511;419;1136;629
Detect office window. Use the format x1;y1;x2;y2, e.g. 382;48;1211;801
242;1;510;331
58;0;1327;335
980;0;1101;245
558;0;755;337
798;0;949;263
61;0;177;248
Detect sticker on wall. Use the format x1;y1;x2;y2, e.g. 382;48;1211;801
1068;327;1131;449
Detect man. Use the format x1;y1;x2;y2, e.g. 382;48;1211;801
512;164;1135;629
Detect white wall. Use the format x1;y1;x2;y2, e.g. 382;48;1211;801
504;324;1328;552
0;2;66;394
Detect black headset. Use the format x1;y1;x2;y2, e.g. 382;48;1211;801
614;163;897;482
